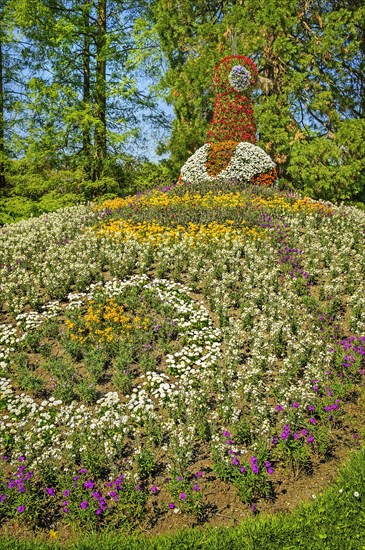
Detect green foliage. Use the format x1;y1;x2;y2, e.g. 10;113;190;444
287;119;365;202
150;0;224;176
0;156;175;224
149;0;365;202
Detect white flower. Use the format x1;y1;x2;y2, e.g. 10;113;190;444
180;142;275;184
354;491;360;498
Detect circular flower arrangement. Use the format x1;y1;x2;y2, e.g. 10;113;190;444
228;65;251;93
180;142;276;185
0;275;222;472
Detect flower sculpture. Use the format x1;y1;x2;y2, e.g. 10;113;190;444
180;55;277;186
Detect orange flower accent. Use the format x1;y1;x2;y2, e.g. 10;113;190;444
206;141;239;176
250;168;278;186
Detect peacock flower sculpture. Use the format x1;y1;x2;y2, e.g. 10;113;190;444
180;55;277;186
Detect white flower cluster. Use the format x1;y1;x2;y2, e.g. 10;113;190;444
180;142;276;184
0;276;222;471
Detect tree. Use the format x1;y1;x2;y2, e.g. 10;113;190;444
150;0;226;177
6;0;158;180
149;0;364;200
0;16;5;188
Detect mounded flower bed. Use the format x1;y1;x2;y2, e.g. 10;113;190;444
0;180;365;536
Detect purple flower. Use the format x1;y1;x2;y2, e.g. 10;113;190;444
250;456;259;475
308;405;315;412
62;500;68;506
0;494;6;502
307;435;314;443
83;480;95;490
232;457;240;466
99;499;107;510
79;468;88;474
177;476;182;482
292;402;299;409
240;467;246;474
293;433;300;440
63;489;70;497
63;507;69;513
169;502;175;509
309;418;317;424
18;456;25;463
180;492;186;501
17;505;26;513
275;405;283;412
301;429;308;436
80;501;89;509
135;485;142;491
151;486;159;494
92;491;102;500
96;509;102;515
195;471;203;478
272;437;278;445
222;431;230;438
46;487;55;496
193;485;200;492
2;456;8;461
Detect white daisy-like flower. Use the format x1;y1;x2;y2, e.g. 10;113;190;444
180;142;275;185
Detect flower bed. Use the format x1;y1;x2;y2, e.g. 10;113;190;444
0;180;364;534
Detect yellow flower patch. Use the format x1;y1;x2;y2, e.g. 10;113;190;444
94;190;333;215
66;297;150;344
94;219;265;245
250;195;333;214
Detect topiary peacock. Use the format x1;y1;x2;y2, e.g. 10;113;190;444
180;55;277;186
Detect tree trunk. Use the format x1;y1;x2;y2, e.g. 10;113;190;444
93;0;107;180
0;37;6;189
82;3;92;175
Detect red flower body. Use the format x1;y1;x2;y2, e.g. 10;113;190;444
208;56;259;144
